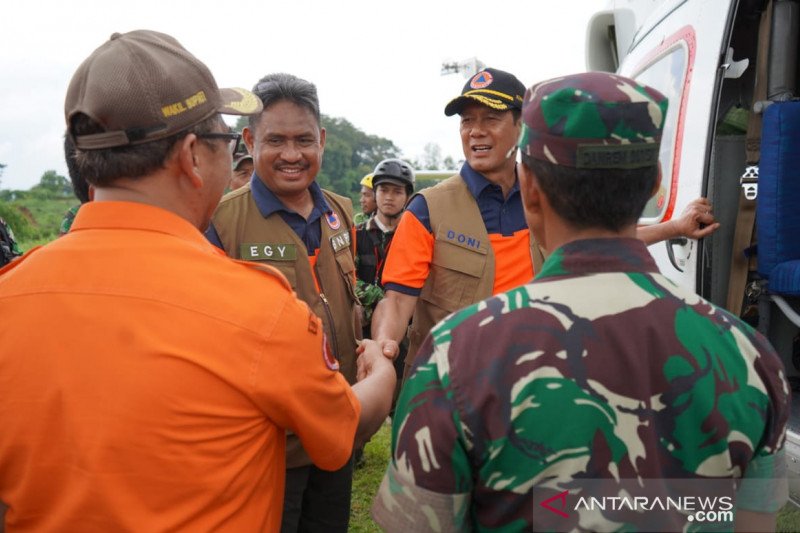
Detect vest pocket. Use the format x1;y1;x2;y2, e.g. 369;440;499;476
423;241;487;311
334;250;359;302
334;249;364;349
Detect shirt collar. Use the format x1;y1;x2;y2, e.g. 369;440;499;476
250;175;332;219
537;238;660;280
71;201;222;253
460;161;520;199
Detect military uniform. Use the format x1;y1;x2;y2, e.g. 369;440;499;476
355;214;394;327
373;72;790;532
0;217;21;267
59;205;81;236
373;239;789;531
355;213;409;389
353;211;370;226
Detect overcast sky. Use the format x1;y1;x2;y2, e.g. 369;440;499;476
0;0;597;191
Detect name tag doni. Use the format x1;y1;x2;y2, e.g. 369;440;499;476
441;228;483;252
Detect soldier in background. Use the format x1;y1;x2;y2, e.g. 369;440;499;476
354;173;376;225
0;217;21;266
229;153;254;191
372;72;788;532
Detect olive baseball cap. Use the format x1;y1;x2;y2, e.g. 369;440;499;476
233;154;253;170
444;68;525;116
65;30;263;150
517;72;668;169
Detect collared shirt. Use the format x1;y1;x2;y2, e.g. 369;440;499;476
0;201;359;532
381;162;531;296
373;238;789;532
206;175;334;257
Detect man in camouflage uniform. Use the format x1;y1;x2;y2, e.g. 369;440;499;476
372;72;790;532
0;217;21;267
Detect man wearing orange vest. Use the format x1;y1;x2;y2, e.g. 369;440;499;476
372;67;720;373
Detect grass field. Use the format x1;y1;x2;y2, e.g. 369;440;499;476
3;196;75;252
350;422;391;532
351;423;800;532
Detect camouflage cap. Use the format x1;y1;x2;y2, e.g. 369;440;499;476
233;153;253;170
517;72;668;169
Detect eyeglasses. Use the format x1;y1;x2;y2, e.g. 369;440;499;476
197;132;242;155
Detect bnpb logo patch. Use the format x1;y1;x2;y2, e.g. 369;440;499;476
325;211;341;230
322;334;339;371
470;71;493;89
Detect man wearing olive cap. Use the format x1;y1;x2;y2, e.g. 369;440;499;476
230;153;255;191
372;72;788;532
0;30;395;532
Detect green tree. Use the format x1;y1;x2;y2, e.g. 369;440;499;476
420;142;443;169
319;115;399;199
0;162;5;188
0;203;32;242
234;115;248;133
31;170;72;198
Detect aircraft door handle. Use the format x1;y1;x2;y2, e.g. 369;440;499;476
666;237;688;272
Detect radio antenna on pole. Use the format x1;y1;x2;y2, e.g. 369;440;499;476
441;57;485;78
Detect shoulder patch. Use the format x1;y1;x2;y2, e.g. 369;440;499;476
325;211;341;230
330;231;351;253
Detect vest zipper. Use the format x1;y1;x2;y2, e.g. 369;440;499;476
316;267;340;360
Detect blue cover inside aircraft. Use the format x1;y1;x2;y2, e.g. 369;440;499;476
757;101;800;295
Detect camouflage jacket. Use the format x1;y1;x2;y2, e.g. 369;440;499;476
59;205;82;236
355;215;395;327
0;217;21;267
372;238;789;532
353;211;371;226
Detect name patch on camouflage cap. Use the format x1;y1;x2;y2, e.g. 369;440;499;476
240;243;297;261
517;72;668;168
576;144;660;169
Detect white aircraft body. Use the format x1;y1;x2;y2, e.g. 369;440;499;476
587;0;800;503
